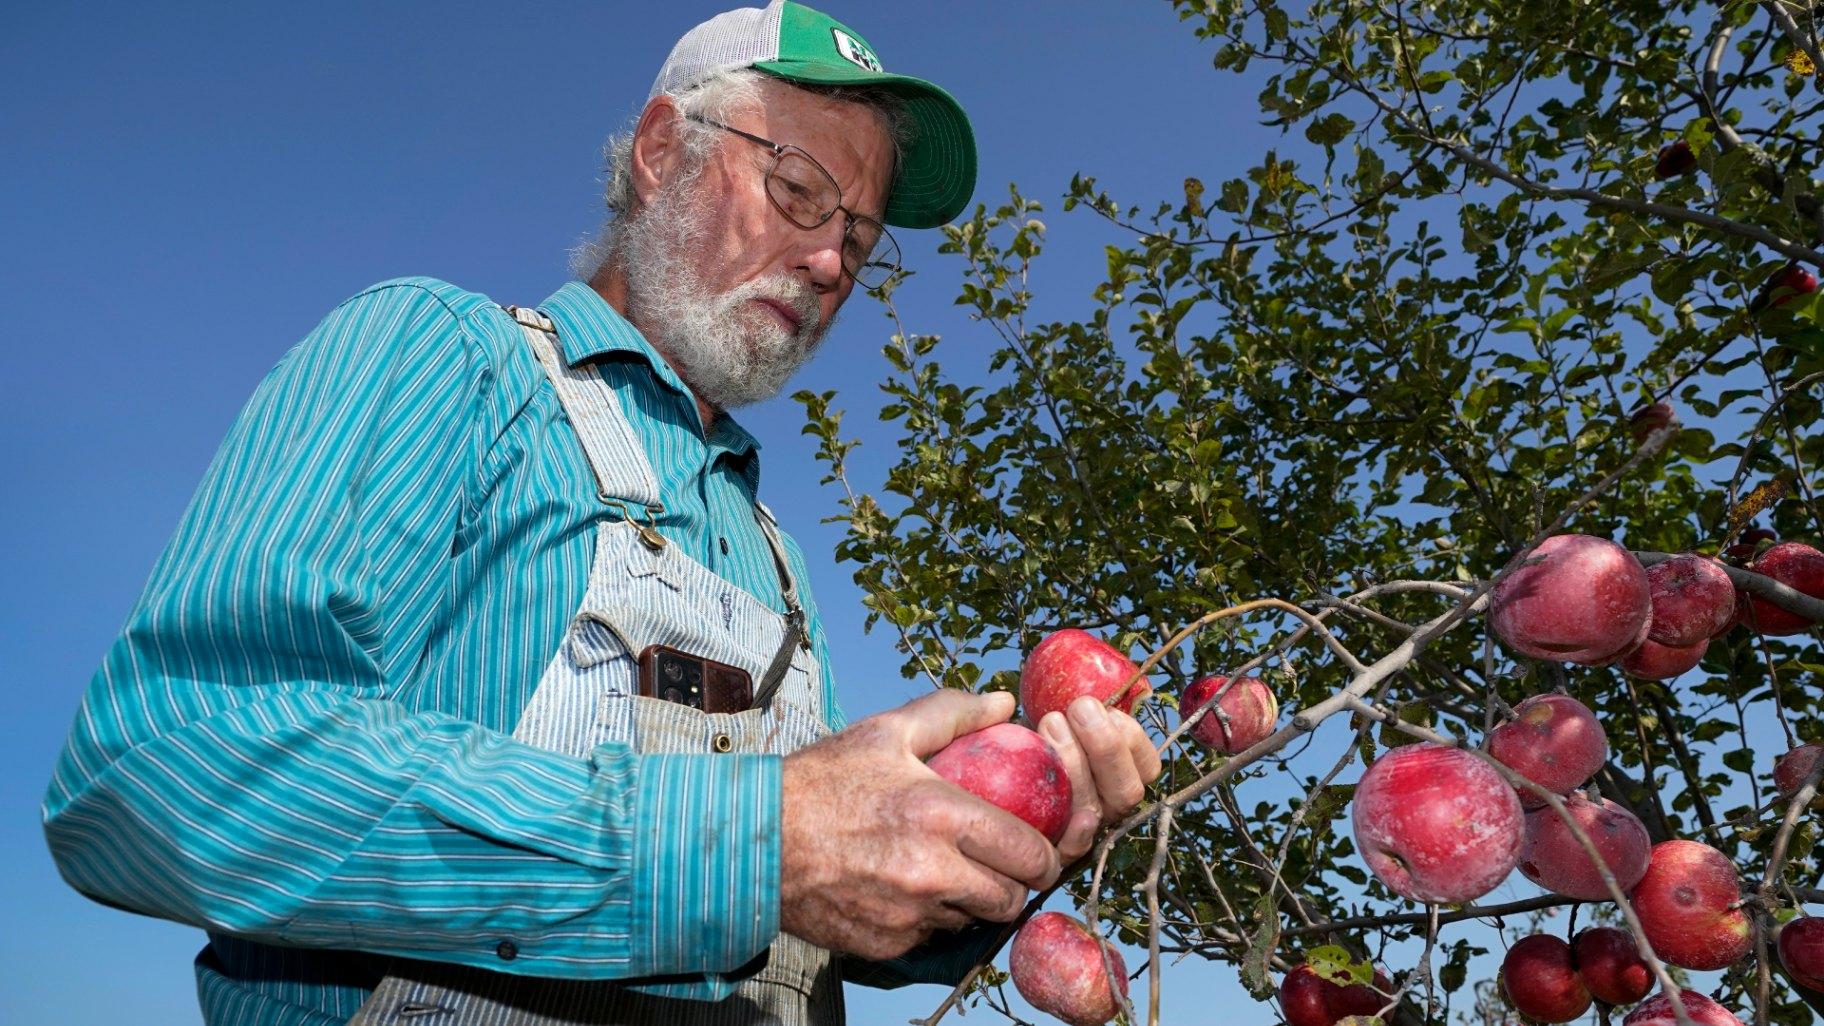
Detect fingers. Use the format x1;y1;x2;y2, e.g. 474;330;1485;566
1065;695;1159;822
1037;710;1102;860
936;860;1032;925
893;688;1018;758
951;794;1061;891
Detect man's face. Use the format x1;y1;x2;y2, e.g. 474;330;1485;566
618;78;896;411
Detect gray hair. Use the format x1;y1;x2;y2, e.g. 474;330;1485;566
569;69;914;281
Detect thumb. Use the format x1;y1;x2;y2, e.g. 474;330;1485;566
896;689;1018;759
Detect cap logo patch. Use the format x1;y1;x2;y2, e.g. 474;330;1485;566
831;28;883;73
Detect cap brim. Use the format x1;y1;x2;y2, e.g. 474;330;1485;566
754;61;975;229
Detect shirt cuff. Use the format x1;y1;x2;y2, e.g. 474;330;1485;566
629;751;782;978
841;919;1007;989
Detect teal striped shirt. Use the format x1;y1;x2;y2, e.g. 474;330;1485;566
41;278;976;1024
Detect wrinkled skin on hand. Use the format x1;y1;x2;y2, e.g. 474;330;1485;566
778;689;1162;958
779;690;1059;959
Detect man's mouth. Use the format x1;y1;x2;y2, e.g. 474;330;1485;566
754;297;804;335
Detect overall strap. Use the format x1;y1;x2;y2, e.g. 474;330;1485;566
506;305;665;514
508;304;806;709
752;502;810;709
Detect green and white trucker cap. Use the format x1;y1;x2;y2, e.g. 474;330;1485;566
651;0;976;229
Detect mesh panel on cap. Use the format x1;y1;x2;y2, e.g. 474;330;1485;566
648;2;784;99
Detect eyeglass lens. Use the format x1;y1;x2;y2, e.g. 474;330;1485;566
767;150;899;288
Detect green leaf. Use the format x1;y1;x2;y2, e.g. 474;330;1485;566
1240;892;1282;998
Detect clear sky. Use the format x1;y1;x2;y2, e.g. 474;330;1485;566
0;3;1288;1023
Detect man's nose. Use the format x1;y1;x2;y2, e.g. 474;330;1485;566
792;215;849;294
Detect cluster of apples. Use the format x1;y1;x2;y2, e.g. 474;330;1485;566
919;628;1146;1026
1500;928;1651;1020
1489;530;1824;681
927;569;1822;1025
937;628;1293;1025
1499;920;1824;1026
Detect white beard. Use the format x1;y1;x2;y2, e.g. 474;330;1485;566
617;175;832;411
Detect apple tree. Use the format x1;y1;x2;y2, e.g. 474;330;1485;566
797;1;1824;1025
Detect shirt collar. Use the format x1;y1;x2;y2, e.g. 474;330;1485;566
537;281;762;461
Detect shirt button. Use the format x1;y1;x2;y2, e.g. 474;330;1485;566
495;940;518;962
711;732;734;753
719;537;730;555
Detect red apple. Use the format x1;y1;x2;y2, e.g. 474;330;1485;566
1629;402;1677;445
1572;927;1652;1006
1181;674;1278;753
1619;636;1708;679
1622;990;1744;1026
1654;141;1697;180
1487;694;1610;808
928;723;1073;844
1020;629;1148;727
1352;743;1523;903
1773;743;1823;797
1632;839;1754;970
1517;795;1650;900
1645;555;1737;646
1491;535;1652;665
1779;916;1824;991
1279;963;1394;1026
1500;934;1591;1023
1751;263;1820;314
1009;911;1128;1026
1741;542;1824;636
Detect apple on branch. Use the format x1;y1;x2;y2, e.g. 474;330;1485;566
1619;635;1708;680
1631;839;1754;970
1779;916;1824;992
1653;140;1697;179
1628;401;1677;446
1499;934;1591;1024
1571;927;1652;1006
1352;743;1523;904
1773;742;1823;798
1009;910;1128;1026
1516;794;1650;900
1490;534;1652;666
1181;673;1278;754
1644;554;1736;645
1740;541;1824;636
1487;694;1609;809
1020;628;1149;727
1748;263;1820;315
1279;961;1394;1026
1622;991;1745;1026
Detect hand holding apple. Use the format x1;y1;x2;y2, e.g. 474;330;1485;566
1035;696;1163;859
778;690;1060;960
927;722;1073;844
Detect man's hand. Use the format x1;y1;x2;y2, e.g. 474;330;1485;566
1036;697;1164;860
780;690;1062;961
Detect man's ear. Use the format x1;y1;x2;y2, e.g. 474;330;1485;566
629;96;685;209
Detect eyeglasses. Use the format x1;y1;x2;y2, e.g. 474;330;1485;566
684;114;901;292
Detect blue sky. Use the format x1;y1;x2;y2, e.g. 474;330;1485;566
0;3;1288;1023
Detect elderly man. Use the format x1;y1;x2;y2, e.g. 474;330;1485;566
43;3;1160;1024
